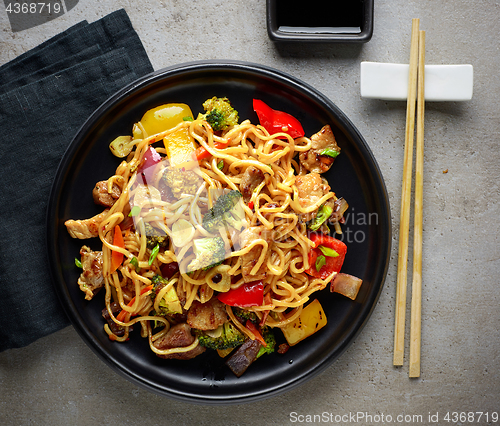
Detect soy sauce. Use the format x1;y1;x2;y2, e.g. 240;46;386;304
275;0;364;34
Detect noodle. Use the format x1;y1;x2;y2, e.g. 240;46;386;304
67;99;348;367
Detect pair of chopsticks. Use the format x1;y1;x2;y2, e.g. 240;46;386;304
393;18;425;378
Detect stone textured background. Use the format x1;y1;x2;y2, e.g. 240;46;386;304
1;1;499;424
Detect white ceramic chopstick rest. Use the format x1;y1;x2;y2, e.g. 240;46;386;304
360;61;473;101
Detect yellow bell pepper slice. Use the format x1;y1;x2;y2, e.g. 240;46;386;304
139;103;193;136
281;299;327;346
138;103;198;167
163;127;198;166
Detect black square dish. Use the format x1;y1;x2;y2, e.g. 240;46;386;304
267;0;374;43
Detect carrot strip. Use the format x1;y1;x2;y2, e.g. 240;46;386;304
110;225;125;273
194;141;228;160
115;285;154;323
246;320;267;347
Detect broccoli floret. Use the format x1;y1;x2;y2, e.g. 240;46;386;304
144;223;169;250
198;97;239;131
202;190;243;233
187;237;226;272
256;326;276;359
196;322;246;350
161;167;202;199
150;275;182;316
232;307;260;324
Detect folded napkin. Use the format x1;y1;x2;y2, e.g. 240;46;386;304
0;9;154;352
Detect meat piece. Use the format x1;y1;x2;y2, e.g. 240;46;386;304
65;209;109;239
187;298;228;330
277;343;290;354
92;180;121;207
226;338;262;377
299;125;340;173
78;246;104;300
153;323;206;360
295;173;330;211
102;302;130;336
239;226;274;283
239;166;265;202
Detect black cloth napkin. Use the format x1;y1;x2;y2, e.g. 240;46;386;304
0;9;154;352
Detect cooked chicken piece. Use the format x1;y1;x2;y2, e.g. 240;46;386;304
78;246;104;300
65;209;109;239
153;323;206;360
239;226;274;283
187;298;228;330
239;166;265;202
299;125;340;173
92;180;121;207
294;173;331;221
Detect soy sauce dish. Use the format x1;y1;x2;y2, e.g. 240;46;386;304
266;0;374;43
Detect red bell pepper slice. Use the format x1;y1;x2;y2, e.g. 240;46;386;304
194;140;229;161
306;232;347;279
217;280;264;307
253;99;305;139
116;284;154;323
110;225;125;274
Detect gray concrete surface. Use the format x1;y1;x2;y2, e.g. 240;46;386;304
1;1;499;424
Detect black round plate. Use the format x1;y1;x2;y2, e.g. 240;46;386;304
47;61;391;404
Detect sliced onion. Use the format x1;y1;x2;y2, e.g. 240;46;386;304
330;273;363;300
109;135;136;158
204;325;223;338
333;197;349;220
132;183;162;207
132;123;143;139
205;264;231;292
171;219;195;247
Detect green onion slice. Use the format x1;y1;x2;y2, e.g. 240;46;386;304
318;245;339;257
315;255;326;272
130;257;140;272
308;205;333;231
320;148;340;158
148;243;160;266
75;258;82;268
129;205;141;217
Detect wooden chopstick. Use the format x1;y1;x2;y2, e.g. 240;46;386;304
409;30;426;378
393;18;420;366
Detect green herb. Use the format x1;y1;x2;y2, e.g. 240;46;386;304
315;255;326;272
318;245;339;258
308;205;333;231
129;205;141;217
217;160;224;170
75;258;82;268
130;257;140;272
320;148;340;158
148;243;160;266
183;116;194;121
